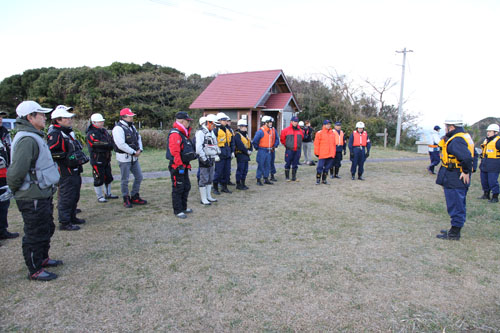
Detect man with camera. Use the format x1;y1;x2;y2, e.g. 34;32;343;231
112;108;147;208
48;105;89;231
167;112;197;218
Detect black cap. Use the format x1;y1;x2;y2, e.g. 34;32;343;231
433;125;441;131
334;121;341;126
175;111;193;120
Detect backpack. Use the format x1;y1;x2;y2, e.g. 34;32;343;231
165;128;197;164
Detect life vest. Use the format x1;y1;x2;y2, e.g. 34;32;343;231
258;126;276;148
440;132;474;172
166;128;197;164
352;130;368;147
481;136;500;159
235;131;251;154
216;126;232;148
333;130;344;146
113;121;139;154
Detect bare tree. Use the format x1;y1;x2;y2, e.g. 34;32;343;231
365;78;397;115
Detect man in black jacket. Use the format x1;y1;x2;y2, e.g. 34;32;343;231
86;113;118;202
436;115;475;240
301;120;315;166
48;105;88;231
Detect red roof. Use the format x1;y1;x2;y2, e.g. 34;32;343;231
263;93;293;110
190;70;283;109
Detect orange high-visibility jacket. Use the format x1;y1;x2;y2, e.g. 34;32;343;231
314;126;337;159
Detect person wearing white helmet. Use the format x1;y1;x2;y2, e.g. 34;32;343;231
478;123;500;203
48;105;89;231
7;101;61;281
212;112;233;195
225;115;237;186
348;121;371;180
427;125;442;174
86;113;117;203
195;114;220;205
252;116;277;185
435;114;475;240
233;119;253;189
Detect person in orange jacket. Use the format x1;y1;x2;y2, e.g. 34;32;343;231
314;119;337;185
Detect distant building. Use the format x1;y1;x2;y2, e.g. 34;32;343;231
189;69;300;137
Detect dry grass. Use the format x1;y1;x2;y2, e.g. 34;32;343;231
1;152;499;332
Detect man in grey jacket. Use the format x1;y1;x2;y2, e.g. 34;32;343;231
112;108;147;208
7;101;62;281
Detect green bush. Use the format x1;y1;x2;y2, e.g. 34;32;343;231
139;129;167;149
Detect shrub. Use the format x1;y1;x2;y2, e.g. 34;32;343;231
139;129;167;149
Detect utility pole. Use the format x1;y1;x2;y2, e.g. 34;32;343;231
395;47;413;147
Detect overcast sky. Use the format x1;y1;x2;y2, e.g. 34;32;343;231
1;0;498;128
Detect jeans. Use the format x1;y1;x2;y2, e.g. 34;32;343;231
119;160;144;197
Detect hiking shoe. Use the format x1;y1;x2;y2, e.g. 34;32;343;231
59;224;80;231
42;258;63;267
76;208;82;214
98;196;108;203
256;179;264;186
227;181;236;186
28;269;58;281
0;230;20;240
351;175;355;180
436;231;460;240
131;193;147;205
72;218;86;225
270;175;277;182
358;176;365;181
176;212;187;219
221;185;232;193
264;178;273;185
105;194;119;199
123;195;132;208
184;208;193;214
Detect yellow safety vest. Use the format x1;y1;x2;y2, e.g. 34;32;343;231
235;132;251;154
440;132;474;172
217;127;232;148
481;136;500;159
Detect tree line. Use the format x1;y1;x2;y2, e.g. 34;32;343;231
0;62;418;148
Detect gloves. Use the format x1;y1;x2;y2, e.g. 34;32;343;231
365;152;370;159
177;165;185;175
231;152;235;158
247;151;252;156
315;154;319;158
214;155;220;162
0;185;13;202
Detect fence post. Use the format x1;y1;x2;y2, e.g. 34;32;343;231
384;128;387;148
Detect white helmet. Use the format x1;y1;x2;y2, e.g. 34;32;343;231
261;115;272;123
237;119;247;126
90;113;105;122
298;121;304;127
444;114;464;126
487;124;500;132
355;121;365;129
216;112;229;121
205;114;217;123
199;116;207;126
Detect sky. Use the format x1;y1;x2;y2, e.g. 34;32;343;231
1;0;499;129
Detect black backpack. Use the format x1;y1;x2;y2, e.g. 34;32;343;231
166;128;197;164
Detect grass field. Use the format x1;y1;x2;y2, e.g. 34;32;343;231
1;147;499;331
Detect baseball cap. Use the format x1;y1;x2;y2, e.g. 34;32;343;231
51;105;75;119
91;113;105;122
323;119;332;125
120;108;136;117
16;101;52;117
291;116;299;122
433;125;441;131
334;121;342;126
0;111;8;116
175;111;193;120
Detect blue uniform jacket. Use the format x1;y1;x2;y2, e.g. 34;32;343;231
479;135;500;173
234;130;252;163
436;127;474;189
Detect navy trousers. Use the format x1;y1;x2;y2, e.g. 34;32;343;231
0;199;9;231
256;149;272;179
351;147;366;176
480;171;500;194
444;187;468;228
214;158;231;185
284;149;301;170
428;151;440;173
317;158;334;173
236;161;249;181
270;150;277;175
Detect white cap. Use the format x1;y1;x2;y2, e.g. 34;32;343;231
16;101;52;117
444;114;463;126
51;105;75;119
216;112;229;121
487;124;499;132
90;113;105;122
261;115;272;123
205;114;217;123
199;116;207;126
237;119;247;126
298;121;304;127
355;121;365;129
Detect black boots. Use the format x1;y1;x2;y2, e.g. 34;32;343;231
316;172;321;185
221;184;232;193
358;174;365;180
213;183;221;195
329;168;334;179
285;169;290;181
123;195;132;208
334;167;341;178
478;191;490;200
490;193;499;203
351;173;355;180
437;226;461;240
264;178;273;185
257;178;263;186
0;230;19;240
236;180;248;190
291;169;298;182
322;172;329;185
270;174;277;182
241;179;249;190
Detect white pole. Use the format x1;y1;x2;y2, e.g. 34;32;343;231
395;47;413;146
